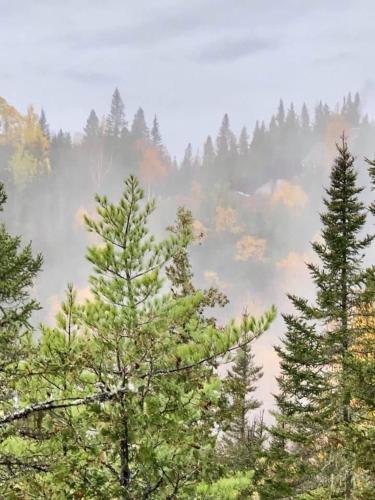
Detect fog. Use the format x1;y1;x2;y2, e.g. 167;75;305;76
1;1;375;417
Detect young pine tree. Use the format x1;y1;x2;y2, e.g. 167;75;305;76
1;176;276;498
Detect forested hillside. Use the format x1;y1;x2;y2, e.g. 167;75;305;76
2;90;375;320
0;90;374;497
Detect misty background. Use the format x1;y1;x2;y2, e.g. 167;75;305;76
1;0;375;415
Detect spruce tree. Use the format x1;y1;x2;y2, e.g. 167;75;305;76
219;338;265;490
39;108;49;139
314;101;330;137
251;121;266;151
238;126;249;158
366;156;375;215
313;138;372;498
84;109;100;141
216;114;232;160
276;99;285;127
203;135;215;169
181;143;193;170
301;103;310;131
269;137;373;498
228;132;238;167
151;114;162;150
106;88;126;138
131;107;149;143
342;92;361;127
222;341;262;446
285;103;298;133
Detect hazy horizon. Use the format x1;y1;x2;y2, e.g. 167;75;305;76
1;0;375;157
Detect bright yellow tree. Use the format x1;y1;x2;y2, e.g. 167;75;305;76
0;97;50;185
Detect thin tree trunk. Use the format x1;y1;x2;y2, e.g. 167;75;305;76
119;409;130;491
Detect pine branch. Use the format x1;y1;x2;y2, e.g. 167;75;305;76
0;389;126;425
0;318;271;426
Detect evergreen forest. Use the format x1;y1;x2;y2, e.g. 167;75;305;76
0;89;374;498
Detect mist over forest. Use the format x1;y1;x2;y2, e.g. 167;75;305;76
1;2;375;498
2;90;375;404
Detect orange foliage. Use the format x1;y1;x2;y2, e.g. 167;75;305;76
235;235;266;261
215;206;243;234
137;141;169;186
190;181;204;208
271;180;308;211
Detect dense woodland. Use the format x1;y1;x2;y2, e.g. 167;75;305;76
0;90;375;498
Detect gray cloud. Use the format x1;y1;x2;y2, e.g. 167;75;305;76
65;69;119;85
0;0;373;156
51;3;215;51
195;36;276;63
313;51;353;66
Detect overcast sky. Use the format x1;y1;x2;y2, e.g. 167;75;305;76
1;0;375;157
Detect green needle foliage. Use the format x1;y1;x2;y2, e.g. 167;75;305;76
0;182;42;484
218;338;265;495
0;175;275;498
264;138;373;499
0;183;42;381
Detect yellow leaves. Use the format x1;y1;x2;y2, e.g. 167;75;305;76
0;97;50;185
0;96;23;142
271;180;308;211
9;146;40;186
351;303;375;362
215;206;243;234
235;235;266;261
24;107;42;143
16;112;50;182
